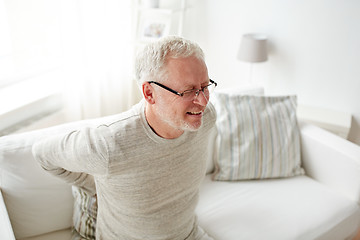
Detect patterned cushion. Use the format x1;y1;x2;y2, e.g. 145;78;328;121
212;93;304;181
72;186;97;240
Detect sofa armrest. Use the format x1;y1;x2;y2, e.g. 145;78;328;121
0;189;16;240
299;122;360;204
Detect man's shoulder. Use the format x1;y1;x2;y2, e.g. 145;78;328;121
95;101;144;130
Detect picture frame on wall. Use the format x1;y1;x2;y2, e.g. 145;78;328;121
137;9;172;42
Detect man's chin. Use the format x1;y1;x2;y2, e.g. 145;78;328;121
182;120;203;132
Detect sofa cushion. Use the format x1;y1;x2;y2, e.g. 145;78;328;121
18;228;72;240
212;94;304;181
196;175;360;240
72;186;97;240
206;86;265;174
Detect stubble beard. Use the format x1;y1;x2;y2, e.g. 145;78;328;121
161;112;203;133
155;103;203;133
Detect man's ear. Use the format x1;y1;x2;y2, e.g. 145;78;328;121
142;82;155;104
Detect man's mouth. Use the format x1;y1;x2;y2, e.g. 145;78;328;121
187;111;203;116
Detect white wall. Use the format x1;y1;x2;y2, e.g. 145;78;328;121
184;0;360;145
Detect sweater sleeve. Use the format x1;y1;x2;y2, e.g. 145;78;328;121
32;126;111;195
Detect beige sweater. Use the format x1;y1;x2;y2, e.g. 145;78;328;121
32;100;216;240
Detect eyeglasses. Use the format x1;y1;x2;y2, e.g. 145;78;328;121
148;79;217;102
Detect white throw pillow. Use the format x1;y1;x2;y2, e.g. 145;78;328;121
212;93;304;181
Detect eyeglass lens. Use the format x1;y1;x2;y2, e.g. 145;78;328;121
182;83;215;101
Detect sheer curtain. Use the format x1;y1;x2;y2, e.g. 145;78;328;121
59;0;142;122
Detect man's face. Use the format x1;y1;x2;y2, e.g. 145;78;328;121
153;56;210;134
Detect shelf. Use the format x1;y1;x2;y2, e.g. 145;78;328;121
134;0;187;43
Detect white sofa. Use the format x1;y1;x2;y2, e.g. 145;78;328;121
1;87;360;240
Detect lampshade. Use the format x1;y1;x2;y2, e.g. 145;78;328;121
237;33;268;63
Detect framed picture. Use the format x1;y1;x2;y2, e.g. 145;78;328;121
137;9;172;42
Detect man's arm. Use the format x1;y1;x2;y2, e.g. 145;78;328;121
32;126;110;195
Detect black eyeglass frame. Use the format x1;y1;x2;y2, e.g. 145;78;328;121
148;79;217;98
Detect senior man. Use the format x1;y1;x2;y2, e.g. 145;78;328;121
33;36;217;240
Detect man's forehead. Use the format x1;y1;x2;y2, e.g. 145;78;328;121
163;56;207;83
166;57;206;72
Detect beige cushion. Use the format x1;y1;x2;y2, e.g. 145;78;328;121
72;187;97;240
212;94;304;181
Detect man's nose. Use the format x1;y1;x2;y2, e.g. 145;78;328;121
193;90;208;106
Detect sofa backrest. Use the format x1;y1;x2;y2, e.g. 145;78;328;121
0;114;122;239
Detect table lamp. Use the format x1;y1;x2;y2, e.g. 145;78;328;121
237;33;268;84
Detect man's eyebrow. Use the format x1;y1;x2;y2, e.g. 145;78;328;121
183;80;210;90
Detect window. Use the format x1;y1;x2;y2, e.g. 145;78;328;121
0;0;63;135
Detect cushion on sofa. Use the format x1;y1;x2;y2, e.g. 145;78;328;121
72;186;97;240
212;94;304;181
206;86;265;174
18;228;72;240
196;175;360;240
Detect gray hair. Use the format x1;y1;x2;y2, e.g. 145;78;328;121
135;36;205;86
